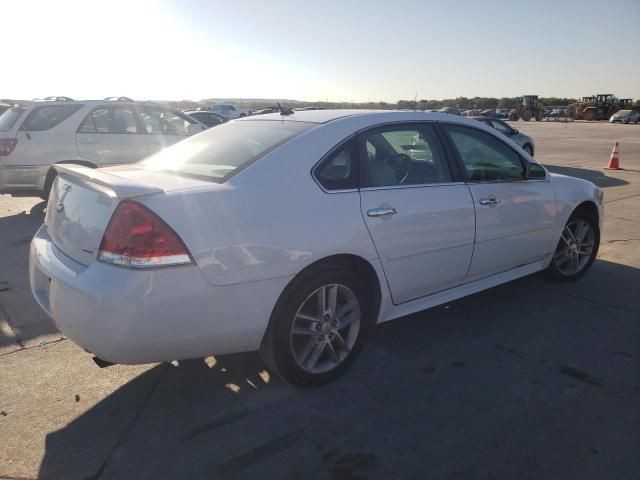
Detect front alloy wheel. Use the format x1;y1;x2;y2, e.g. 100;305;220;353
547;212;599;281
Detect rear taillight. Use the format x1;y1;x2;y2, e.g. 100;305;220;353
0;138;17;156
98;200;192;268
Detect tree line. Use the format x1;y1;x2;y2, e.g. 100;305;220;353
167;96;640;111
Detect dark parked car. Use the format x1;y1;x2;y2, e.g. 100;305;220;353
183;110;226;128
480;109;501;118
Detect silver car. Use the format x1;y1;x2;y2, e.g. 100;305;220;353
471;116;535;156
609;110;640;124
0;98;206;198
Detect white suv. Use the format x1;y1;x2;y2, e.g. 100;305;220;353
0;98;205;198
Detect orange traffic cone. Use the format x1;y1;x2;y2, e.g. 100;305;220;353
605;142;621;170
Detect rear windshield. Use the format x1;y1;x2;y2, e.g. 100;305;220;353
139;120;314;182
23;104;84;131
0;106;27;132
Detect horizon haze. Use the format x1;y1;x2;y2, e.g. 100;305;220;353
3;0;639;103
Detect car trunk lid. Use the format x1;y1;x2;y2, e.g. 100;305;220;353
45;164;209;266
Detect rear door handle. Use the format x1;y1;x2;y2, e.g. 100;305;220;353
367;207;398;217
479;196;501;206
78;138;98;144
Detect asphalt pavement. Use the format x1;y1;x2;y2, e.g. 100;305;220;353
1;121;638;480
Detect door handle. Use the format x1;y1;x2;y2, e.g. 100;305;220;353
367;207;398;217
78;138;98;144
479;196;501;206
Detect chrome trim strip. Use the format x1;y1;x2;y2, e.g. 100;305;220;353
476;225;555;244
387;240;475;261
360;182;466;192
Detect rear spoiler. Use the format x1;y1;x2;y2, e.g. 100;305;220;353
54;165;164;199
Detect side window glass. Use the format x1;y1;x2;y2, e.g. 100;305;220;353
78;106;139;134
361;124;451;188
443;124;524;182
78;109;101;133
111;107;139;134
23;104;83;131
315;140;357;190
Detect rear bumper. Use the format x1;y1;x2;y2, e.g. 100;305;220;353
29;226;291;364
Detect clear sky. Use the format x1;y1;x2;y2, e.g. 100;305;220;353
3;0;639;102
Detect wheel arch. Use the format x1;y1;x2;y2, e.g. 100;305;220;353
269;253;383;331
572;200;599;225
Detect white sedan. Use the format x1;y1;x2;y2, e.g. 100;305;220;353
29;110;603;386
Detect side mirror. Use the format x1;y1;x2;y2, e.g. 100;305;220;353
188;123;205;135
526;163;546;179
511;128;518;135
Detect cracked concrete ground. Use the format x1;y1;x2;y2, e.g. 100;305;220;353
0;121;638;480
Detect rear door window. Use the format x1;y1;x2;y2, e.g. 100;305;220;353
23;104;83;131
360;124;452;187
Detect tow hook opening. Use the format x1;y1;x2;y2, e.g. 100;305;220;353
93;356;115;368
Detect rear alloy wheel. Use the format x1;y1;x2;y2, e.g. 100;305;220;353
260;266;371;387
546;212;599;281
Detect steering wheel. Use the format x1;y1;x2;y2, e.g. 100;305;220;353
383;153;412;184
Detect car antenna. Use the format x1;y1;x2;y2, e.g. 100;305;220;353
277;102;293;116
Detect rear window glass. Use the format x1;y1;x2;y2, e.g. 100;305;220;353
23;104;83;131
139;120;314;182
0;106;27;132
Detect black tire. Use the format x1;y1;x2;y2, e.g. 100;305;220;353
545;209;599;282
260;265;373;387
583;110;595;121
41;170;57;201
521;110;532;121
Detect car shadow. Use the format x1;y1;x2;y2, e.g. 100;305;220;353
544;165;628;188
0;200;60;351
37;259;640;479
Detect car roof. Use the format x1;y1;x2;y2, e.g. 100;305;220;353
237;109;474;124
2;99;165;108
